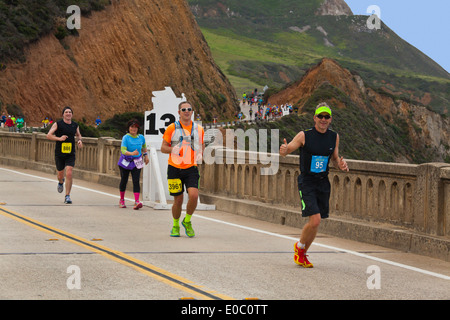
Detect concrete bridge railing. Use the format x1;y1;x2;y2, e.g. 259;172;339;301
0;132;122;175
1;131;449;239
198;147;450;239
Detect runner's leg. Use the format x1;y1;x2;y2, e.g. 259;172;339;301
172;194;183;220
65;166;73;196
186;187;198;216
300;213;321;252
57;169;64;184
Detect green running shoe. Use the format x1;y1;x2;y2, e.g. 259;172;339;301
182;218;195;238
170;226;180;237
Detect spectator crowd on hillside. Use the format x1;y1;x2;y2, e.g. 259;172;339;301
240;89;295;122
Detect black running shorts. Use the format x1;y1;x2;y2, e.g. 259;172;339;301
167;165;200;196
55;153;76;172
297;175;331;219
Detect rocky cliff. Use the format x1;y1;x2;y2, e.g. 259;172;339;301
0;0;238;125
268;58;450;163
316;0;353;16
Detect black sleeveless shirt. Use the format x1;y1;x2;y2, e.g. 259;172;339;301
299;127;337;179
54;120;79;156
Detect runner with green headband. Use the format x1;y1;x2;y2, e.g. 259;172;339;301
280;102;349;268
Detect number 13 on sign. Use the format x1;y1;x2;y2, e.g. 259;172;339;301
145;113;176;136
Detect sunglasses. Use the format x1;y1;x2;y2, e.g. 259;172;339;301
316;114;331;119
180;107;193;112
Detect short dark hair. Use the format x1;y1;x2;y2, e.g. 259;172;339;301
126;118;140;132
62;106;73;115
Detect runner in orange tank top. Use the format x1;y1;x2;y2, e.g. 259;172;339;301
161;101;205;238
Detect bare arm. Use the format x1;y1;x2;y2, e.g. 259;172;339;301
330;134;349;172
75;126;83;148
161;139;175;154
279;131;305;156
141;145;149;165
46;122;65;141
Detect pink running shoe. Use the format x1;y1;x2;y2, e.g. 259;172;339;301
133;201;143;210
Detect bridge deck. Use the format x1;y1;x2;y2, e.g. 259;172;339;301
0;165;449;301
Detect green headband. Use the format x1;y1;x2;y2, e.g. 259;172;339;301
315;106;332;116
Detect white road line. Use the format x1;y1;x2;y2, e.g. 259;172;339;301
2;167;449;281
0;168;133;202
194;215;450;280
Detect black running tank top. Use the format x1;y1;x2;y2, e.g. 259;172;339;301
299;127;337;178
54;120;78;156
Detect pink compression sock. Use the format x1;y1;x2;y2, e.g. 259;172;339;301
134;193;140;202
120;191;125;200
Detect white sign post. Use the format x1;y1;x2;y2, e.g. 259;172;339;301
142;87;215;210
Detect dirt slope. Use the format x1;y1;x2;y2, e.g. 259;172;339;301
0;0;238;125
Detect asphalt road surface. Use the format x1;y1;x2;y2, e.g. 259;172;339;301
1;165;449;303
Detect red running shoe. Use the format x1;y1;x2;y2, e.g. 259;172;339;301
294;247;313;268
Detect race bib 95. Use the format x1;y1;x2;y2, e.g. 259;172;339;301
311;155;328;173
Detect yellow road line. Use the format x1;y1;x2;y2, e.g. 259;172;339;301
0;206;234;300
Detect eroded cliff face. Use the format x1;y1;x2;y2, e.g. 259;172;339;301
268;58;450;163
0;0;238;125
269;58;366;111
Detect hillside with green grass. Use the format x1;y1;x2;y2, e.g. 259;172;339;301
187;0;449;115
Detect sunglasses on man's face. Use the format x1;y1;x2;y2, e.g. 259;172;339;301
180;107;193;112
316;114;331;119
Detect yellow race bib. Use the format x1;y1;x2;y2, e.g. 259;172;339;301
61;142;72;154
168;178;182;193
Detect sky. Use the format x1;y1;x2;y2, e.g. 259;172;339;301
344;0;450;75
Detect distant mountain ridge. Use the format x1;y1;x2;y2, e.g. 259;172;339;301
187;0;449;163
187;0;449;115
